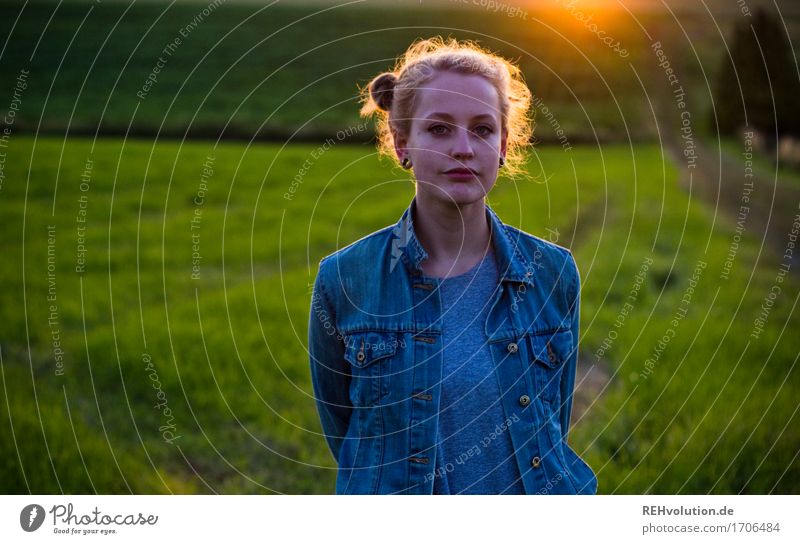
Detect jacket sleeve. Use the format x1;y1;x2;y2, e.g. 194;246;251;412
559;251;581;442
308;258;352;464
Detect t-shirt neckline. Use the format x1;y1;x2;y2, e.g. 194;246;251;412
433;246;494;283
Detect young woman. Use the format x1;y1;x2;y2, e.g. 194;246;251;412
308;37;597;495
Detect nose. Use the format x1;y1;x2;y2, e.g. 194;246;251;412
451;126;474;159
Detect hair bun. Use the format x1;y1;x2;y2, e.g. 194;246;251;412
370;72;397;112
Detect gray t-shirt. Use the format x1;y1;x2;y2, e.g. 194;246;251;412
430;246;526;494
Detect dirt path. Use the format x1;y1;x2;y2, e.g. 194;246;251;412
668;133;800;270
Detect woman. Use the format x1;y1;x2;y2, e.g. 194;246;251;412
308;37;597;495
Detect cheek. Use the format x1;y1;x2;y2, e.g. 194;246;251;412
415;147;440;166
479;134;501;151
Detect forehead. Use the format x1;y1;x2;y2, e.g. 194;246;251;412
414;71;501;121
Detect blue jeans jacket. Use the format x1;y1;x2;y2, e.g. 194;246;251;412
308;196;598;494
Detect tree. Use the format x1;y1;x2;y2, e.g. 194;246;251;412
710;8;800;144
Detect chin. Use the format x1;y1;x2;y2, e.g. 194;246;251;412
441;185;487;208
417;177;490;207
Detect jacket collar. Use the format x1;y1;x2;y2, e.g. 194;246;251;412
390;195;535;286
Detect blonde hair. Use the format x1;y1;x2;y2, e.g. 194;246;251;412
358;36;533;179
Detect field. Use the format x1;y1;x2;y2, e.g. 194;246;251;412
0;0;798;494
0;0;680;141
0;135;797;493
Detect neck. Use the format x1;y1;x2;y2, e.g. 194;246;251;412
413;194;492;267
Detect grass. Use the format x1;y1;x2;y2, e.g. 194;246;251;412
0;0;673;141
718;136;800;187
0;134;797;493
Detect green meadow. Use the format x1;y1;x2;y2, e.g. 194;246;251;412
1;0;798;494
0;0;656;141
0;135;796;493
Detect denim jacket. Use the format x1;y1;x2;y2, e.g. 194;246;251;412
308;196;598;494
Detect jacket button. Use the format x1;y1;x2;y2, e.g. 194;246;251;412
531;456;541;468
507;342;518;353
356;351;365;362
519;395;530;406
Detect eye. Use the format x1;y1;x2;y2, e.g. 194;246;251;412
474;125;493;137
429;124;449;135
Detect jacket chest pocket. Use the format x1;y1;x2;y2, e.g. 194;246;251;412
343;330;398;407
526;329;573;406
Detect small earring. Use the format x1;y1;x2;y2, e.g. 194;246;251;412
402;157;412;169
499;156;505;167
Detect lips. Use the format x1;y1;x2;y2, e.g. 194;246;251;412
443;168;478;175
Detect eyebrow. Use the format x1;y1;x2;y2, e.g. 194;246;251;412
424;112;496;121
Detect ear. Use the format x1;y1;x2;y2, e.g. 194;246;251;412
500;126;508;158
392;127;408;161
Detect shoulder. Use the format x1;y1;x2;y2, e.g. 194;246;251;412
314;222;409;322
503;223;577;271
503;223;580;307
317;223;396;278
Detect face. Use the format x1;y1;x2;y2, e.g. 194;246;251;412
393;71;508;208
